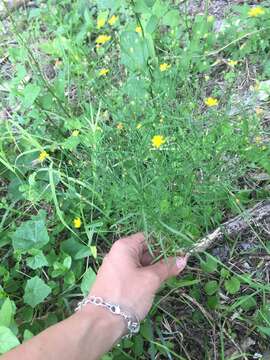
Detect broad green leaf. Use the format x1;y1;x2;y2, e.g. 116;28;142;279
90;246;97;259
257;326;270;337
144;0;156;7
200;255;217;273
23;276;51;308
207;295;219;310
40;37;71;57
22;84;41;108
63;256;72;269
145;33;156;61
52;255;72;277
123;76;148;99
96;0;122;10
26;251;49;270
133;0;151;13
61;238;91;260
62;136;80;151
101;356;113;360
240;296;257;311
134;334;144;357
0;298;14;327
0;326;20;354
204;280;219;296
64;271;75;285
146;15;159;34
39;93;54;110
23;329;34;341
162;9;180;27
120;31;150;71
152;0;168;18
220;268;230;279
225;276;241;294
12;218;49;251
81;267;96;296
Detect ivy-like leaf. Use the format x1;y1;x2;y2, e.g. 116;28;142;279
81;267;96;296
0;326;20;354
12;219;49;251
23;276;51;308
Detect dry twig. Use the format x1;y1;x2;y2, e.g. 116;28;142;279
186;201;270;254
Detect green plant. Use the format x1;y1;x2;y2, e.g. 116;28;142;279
1;0;270;358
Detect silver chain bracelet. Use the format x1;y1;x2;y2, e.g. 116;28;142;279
75;296;140;338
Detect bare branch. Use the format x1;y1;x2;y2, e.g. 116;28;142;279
187;201;270;254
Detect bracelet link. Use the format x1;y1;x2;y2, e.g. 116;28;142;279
75;296;140;338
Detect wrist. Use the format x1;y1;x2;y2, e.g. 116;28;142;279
75;301;126;342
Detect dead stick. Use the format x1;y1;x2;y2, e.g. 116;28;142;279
185;201;270;254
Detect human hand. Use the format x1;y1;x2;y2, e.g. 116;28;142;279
89;233;188;321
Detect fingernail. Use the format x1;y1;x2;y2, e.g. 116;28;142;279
176;256;187;270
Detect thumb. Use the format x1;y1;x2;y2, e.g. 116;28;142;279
148;255;188;283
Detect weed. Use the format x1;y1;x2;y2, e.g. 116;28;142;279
0;0;270;358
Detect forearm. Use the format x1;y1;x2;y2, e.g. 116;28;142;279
2;305;125;360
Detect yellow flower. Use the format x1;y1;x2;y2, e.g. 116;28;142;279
159;63;171;72
71;130;79;137
254;82;260;91
228;59;238;67
38;150;49;162
135;26;142;34
151;135;166;149
55;59;62;67
99;68;109;76
108;15;118;26
204;97;219;107
255;107;263;116
73;217;82;229
255;136;262;144
248;7;265;17
97;18;106;29
207;15;215;23
95;35;111;45
116;123;124;130
136;123;142;129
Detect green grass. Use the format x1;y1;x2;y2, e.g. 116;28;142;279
1;0;270;358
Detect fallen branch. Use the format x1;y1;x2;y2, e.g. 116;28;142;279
187;200;270;254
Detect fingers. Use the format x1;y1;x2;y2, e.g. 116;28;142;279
140;250;154;266
148;255;188;283
118;232;148;258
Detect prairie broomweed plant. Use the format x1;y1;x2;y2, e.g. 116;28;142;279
108;15;118;26
38;150;49;162
135;26;142;34
99;68;109;76
248;7;265;17
136;123;142;129
95;35;111;45
204;97;219;107
73;217;82;229
152;135;166;149
159;63;171;72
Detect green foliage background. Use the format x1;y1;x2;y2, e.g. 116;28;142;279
0;0;270;358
